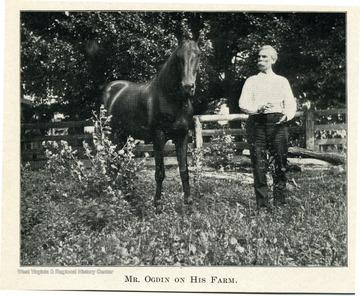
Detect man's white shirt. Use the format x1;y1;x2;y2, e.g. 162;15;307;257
239;72;297;121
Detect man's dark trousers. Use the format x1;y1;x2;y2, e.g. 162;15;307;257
246;113;288;208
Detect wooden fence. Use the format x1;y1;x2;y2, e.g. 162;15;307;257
21;120;93;161
194;109;346;152
21;108;346;162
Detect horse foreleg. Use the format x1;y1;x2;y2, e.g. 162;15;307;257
153;130;166;212
175;132;192;205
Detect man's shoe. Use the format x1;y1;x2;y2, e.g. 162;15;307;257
274;198;286;206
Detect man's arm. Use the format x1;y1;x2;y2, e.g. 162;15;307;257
239;78;258;114
283;79;297;121
277;78;297;124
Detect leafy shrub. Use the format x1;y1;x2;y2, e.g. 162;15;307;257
203;131;237;170
21;107;147;265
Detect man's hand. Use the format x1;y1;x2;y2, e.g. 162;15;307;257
276;114;287;124
258;102;274;113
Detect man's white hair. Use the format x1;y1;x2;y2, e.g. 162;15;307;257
259;45;278;62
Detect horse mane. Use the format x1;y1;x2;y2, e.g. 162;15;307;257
157;40;195;71
154;44;181;92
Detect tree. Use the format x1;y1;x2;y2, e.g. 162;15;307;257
202;12;346;113
21;12;176;121
21;11;346;123
278;13;346;109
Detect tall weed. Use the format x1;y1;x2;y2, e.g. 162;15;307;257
21;107;147;265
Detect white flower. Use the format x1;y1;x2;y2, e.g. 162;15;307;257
236;245;245;253
229;237;238;245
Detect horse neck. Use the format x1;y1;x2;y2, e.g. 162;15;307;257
155;52;182;96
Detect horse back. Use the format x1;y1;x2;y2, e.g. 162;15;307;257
102;80;151;139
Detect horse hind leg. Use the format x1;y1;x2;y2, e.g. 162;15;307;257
108;127;127;150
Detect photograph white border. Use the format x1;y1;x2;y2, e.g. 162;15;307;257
1;0;358;293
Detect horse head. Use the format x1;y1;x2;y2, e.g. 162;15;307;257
176;40;200;96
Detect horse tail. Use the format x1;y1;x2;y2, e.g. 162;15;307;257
101;84;111;111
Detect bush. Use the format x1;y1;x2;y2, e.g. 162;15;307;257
21;107;147;265
203;130;237;170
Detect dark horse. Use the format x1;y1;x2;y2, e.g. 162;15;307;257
102;39;200;212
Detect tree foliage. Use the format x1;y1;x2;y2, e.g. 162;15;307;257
21;11;345;122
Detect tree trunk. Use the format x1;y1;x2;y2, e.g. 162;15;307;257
288;147;345;165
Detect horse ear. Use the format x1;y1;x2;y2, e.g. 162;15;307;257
192;31;201;42
188;13;204;43
174;28;184;44
177;36;184;45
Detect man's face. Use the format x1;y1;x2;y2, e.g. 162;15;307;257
257;49;276;72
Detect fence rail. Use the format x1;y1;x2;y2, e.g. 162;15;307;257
193;109;346;152
21;120;92;129
21;108;346;161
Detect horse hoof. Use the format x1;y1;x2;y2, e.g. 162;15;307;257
155;204;163;214
184;197;193;205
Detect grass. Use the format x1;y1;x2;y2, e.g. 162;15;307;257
20;161;347;267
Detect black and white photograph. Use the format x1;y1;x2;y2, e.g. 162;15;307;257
0;0;358;293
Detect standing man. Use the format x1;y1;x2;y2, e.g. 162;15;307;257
239;45;297;210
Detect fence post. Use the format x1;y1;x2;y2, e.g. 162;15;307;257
194;116;203;149
305;109;315;150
